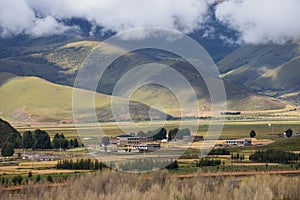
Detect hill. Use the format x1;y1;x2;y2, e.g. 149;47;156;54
0;118;21;146
0;73;171;123
92;45;289;112
0;39;291;115
218;42;300;103
0;38;287;120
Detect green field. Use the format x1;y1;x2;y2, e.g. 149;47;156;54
0;119;299;191
15;120;300;138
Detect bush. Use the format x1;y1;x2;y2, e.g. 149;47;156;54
47;175;53;183
1;142;14;156
166;160;179;170
208;148;230;155
196;159;221;167
35;174;41;183
12;175;23;185
28;171;33;179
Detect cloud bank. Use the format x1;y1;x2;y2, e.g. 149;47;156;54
0;0;210;38
0;0;300;44
215;0;300;44
0;0;72;37
28;0;209;34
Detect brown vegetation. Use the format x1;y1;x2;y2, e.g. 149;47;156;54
1;170;299;200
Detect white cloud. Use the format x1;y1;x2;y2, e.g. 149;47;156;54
29;16;71;37
26;0;210;34
0;0;211;38
1;0;300;44
0;0;73;37
0;0;34;37
215;0;300;44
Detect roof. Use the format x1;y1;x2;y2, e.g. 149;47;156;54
116;134;134;138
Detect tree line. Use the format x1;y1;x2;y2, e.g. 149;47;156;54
22;130;80;150
1;129;81;157
57;159;107;170
249;150;300;164
134;127;191;141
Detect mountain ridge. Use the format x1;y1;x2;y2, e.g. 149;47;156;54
218;42;300;103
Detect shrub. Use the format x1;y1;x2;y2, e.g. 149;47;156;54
1;142;14;156
12;175;23;185
35;174;41;183
208;148;230;155
47;175;53;183
196;159;221;167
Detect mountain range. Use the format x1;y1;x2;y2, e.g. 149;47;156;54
0;19;298;123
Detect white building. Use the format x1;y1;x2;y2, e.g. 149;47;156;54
225;139;251;146
132;143;160;152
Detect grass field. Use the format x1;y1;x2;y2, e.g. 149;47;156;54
13;120;300;155
14;119;300;138
0;119;299;179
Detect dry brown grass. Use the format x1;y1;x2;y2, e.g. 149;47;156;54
18;161;57;167
0;161;89;175
1;170;299;200
230;163;279;166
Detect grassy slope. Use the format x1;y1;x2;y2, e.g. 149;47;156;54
21;40;294;111
94;44;288;112
131;77;289;114
218;43;300;102
218;43;300;74
45;41;100;71
0;73;170;122
0;40;291;114
0;73;107;122
254;56;300;101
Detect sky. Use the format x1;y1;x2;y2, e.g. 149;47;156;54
0;0;300;44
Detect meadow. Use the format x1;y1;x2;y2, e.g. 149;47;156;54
14;119;300;163
6;120;300;169
15;119;300;140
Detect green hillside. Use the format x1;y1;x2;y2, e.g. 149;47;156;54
253;56;300;101
131;79;288;115
45;41;100;71
0;73;171;122
0;40;291;114
90;43;288;112
218;43;300;74
218;43;300;103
